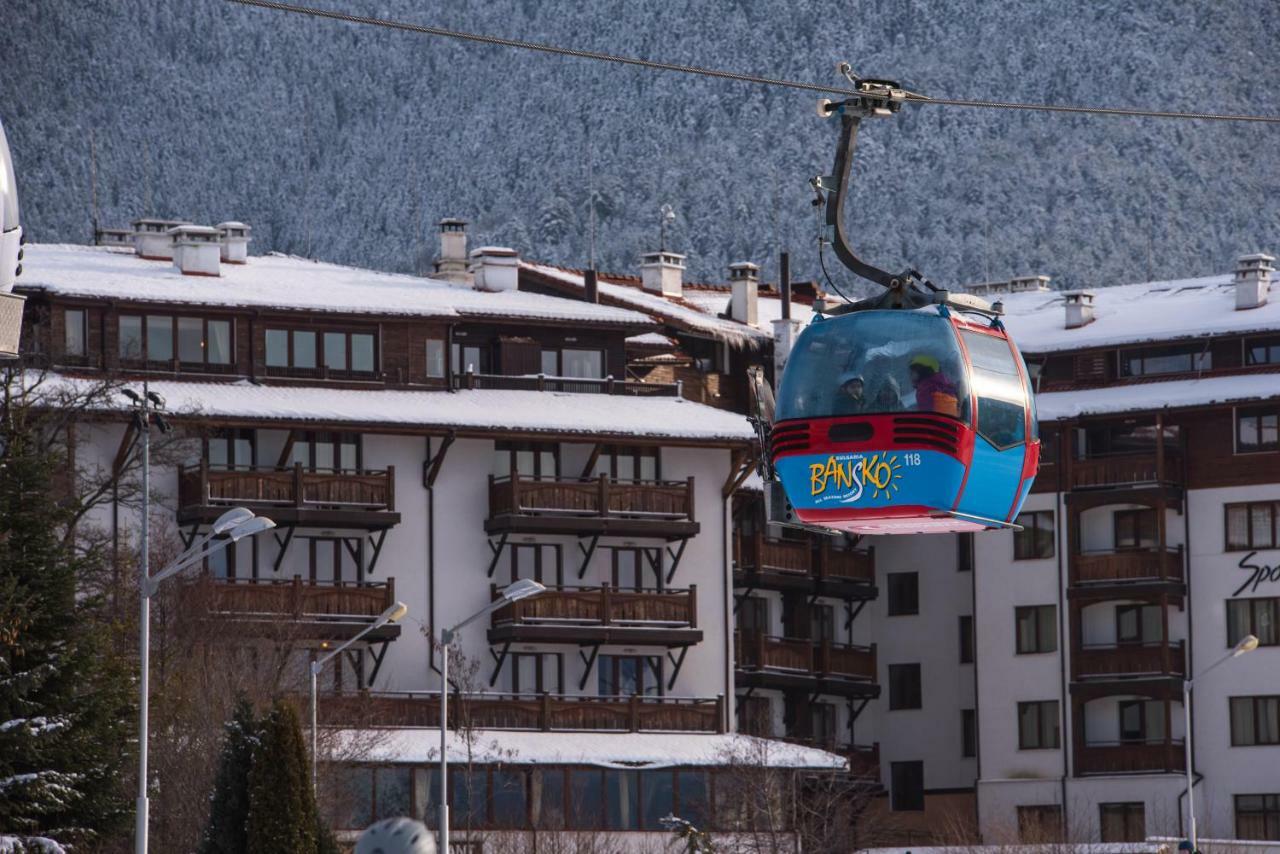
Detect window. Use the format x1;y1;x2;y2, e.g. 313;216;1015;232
1013;511;1055;559
451;341;488;375
959;615;974;664
64;308;86;357
1017;805;1063;842
738;696;771;737
1230;696;1280;746
889;761;924;811
808;702;837;744
1226;501;1280;550
736;596;768;634
1238;406;1280;452
568;770;603;829
957;533;974;572
1081;420;1181;457
810;604;835;644
594;446;659;482
118;315;144;360
1236;793;1280;840
1116;604;1163;644
290;431;361;471
267;327;376;375
1246;335;1280;366
888;663;922;710
1228;598;1279;647
1120;343;1210;377
491;769;528;829
1118;700;1166;743
611;547;651;591
1114;508;1158;550
1015;605;1057;654
512;543;563;587
597;655;660;697
559;348;606;378
207;429;255;471
147;315;172;362
639;771;674;830
961;329;1028;449
1099;802;1145;843
493;441;558;479
886;572;919;616
1017;701;1059;749
961;709;977;758
426;338;446;378
510;652;562;694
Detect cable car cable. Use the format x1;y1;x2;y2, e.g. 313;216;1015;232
226;0;1280;125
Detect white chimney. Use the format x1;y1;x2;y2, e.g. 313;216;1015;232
469;246;519;292
169;225;221;277
94;227;134;248
1234;252;1274;310
641;251;685;298
729;261;760;326
132;217;190;260
216;221;251;264
1063;290;1095;329
434;217;471;285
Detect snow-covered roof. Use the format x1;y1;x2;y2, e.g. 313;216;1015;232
18;244;653;327
682;288;816;333
1001;272;1280;353
1035;370;1280;420
522;262;771;346
626;331;676;347
33;374;755;444
339;728;847;770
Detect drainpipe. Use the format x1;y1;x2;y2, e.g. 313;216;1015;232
722;466;733;733
1179;440;1194;834
1056;428;1070;832
427;435;440;678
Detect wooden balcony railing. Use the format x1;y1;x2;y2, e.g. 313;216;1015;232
491;584;696;628
782;739;880;780
199;575;395;620
318;691;725;733
489;472;694;522
734;534;874;586
735;632;876;682
1072;640;1185;680
452;372;680;397
178;462;396;512
1071;547;1184;586
1075;740;1183;775
1070;450;1181;490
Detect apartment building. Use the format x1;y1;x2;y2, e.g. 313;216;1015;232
16;220;856;846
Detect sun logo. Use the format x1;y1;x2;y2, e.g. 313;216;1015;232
861;453;903;500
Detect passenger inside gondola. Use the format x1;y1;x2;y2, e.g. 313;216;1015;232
908;354;960;416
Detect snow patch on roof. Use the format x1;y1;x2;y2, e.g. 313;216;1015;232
19;244;652;326
337;729;847;770
682;290;816;333
626;331;676;347
1035;370;1280;419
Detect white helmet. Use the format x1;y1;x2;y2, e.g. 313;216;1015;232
355;818;437;854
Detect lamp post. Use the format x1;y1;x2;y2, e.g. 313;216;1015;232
308;599;409;790
1183;632;1259;849
438;579;545;854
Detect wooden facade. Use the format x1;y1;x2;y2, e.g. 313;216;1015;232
487;583;702;647
486;472;698;539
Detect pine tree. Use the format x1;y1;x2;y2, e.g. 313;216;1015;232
199;698;260;854
246;700;325;854
0;384;134;846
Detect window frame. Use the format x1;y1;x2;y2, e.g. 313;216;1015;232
1113;508;1158;550
1015;605;1057;655
1225;501;1280;551
64;307;87;359
1013;511;1055;560
886;572;920;617
1017;804;1064;842
1098;802;1146;843
887;663;922;711
264;325;379;378
889;760;924;811
1016;700;1060;750
1236;405;1280;454
1245;335;1280;367
1229;696;1280;747
1227;597;1279;647
1118;342;1211;378
1236;793;1280;841
959;615;974;664
425;337;447;379
961;708;977;758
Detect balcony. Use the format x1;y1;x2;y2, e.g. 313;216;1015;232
194;575;401;641
487;584;702;647
1075;740;1183;776
177;463;399;529
782;739;880;781
1072;641;1186;681
734;534;876;600
452;372;680;397
1070;547;1184;588
735;632;879;699
1070;450;1181;492
486;473;698;539
317;691;725;733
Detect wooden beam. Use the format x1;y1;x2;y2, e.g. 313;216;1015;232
424;431;456;488
722;450;758;499
112;421;139;474
276;430;297;468
579;442;603;479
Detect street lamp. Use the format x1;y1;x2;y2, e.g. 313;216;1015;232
1183;633;1259;849
438;579;545;854
309;599;409;790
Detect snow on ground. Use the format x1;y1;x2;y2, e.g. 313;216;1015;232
19;245;653;327
1034;370;1280;419
338;729;846;770
1000;273;1280;352
0;837;67;854
29;374;756;443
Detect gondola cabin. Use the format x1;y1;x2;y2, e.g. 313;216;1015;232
771;306;1038;534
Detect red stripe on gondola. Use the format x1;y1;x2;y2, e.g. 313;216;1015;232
771;414;970;463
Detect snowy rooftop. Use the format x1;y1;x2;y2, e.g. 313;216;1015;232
18;244;653;327
1000;271;1280;353
339;728;847;770
1035;370;1280;419
682;288;817;332
36;374;756;444
523;262;772;346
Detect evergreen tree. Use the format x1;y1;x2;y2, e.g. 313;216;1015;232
0;382;134;846
199;698;260;854
246;700;329;854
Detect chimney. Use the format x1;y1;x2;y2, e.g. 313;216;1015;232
729;261;760;326
434;218;471;285
584;269;599;303
469;246;519;292
640;251;685;298
168;225;221;277
1063;290;1095;329
132;217;190;260
216;221;251;264
1234;252;1274;310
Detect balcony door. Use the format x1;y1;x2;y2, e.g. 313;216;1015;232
510;543;562;587
1114;509;1158;551
494;441;558;480
1115;604;1163;645
309;536;363;584
597;655;662;697
1118;700;1166;744
206;429;255;471
612;547;658;591
1078;421;1180;458
291;431;361;472
510;652;563;695
593;446;659;483
736;596;769;635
